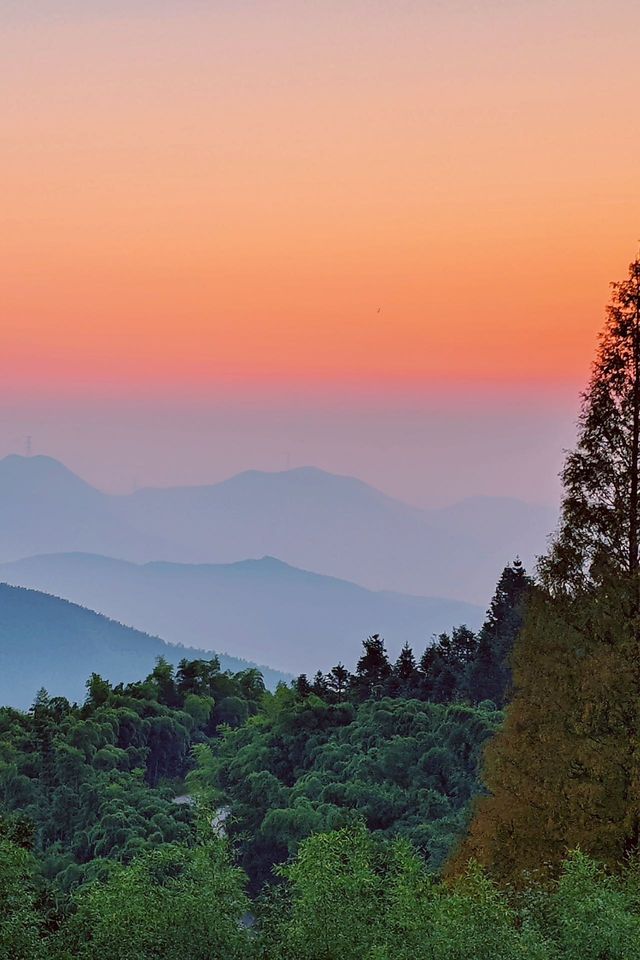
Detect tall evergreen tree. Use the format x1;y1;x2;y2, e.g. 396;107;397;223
463;632;501;706
448;625;478;666
448;256;640;882
464;560;531;706
147;657;180;708
540;256;640;593
352;635;392;700
311;670;330;698
30;688;55;793
420;627;478;703
327;663;350;702
395;643;418;681
294;674;312;699
387;643;419;697
418;644;438;699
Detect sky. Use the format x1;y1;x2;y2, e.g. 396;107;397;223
2;1;639;505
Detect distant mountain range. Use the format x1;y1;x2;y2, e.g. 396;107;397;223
0;553;482;675
0;583;290;711
0;455;556;603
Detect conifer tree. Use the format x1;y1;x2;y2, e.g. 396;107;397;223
311;670;330;698
327;663;350;702
418;644;438;698
449;625;479;666
448;256;640;882
294;674;312;698
540;256;640;593
353;635;392;699
463;632;501;705
395;642;417;679
420;627;478;703
386;642;418;697
393;642;418;692
147;657;180;708
31;688;55;793
464;560;531;706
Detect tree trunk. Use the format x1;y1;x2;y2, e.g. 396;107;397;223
630;297;640;579
627;279;640;857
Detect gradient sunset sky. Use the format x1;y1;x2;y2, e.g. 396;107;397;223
2;1;639;504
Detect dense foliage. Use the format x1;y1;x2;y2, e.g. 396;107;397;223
58;836;252;960
0;656;264;893
191;693;501;885
448;580;640;881
4;823;640;959
453;256;640;883
0;554;538;955
260;826;640;960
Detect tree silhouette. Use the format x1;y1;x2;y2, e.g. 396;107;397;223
353;635;392;699
449;256;640;882
541;256;640;593
327;663;350;702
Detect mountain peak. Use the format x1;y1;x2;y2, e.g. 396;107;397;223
0;454;96;493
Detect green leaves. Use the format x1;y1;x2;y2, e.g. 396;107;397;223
197;695;499;887
56;838;254;960
553;852;640;960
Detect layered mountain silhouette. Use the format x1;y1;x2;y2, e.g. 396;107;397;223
0;582;290;710
0;455;556;603
0;554;482;675
0;454;170;563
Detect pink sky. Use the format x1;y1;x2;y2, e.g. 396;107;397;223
2;1;638;503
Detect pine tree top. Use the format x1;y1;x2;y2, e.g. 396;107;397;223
540;255;640;593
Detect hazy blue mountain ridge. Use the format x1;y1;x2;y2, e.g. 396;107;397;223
0;582;290;710
0;455;556;603
0;454;173;563
0;553;482;674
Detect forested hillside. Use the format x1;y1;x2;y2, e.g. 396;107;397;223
0;656;266;893
0;583;288;708
0;559;543;957
3;610;640;959
0;577;518;898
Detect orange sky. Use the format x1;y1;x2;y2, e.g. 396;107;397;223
3;1;640;399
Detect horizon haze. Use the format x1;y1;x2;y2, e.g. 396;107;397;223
3;1;639;508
